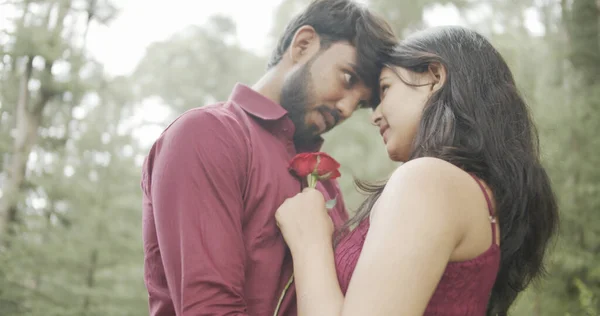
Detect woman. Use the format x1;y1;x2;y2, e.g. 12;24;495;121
275;26;559;316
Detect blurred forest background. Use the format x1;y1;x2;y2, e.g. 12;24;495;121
0;0;598;315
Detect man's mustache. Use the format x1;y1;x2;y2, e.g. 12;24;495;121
315;105;341;130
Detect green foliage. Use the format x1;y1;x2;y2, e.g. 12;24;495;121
369;0;470;36
0;0;598;315
131;15;266;117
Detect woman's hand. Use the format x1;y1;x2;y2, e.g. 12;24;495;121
275;188;334;254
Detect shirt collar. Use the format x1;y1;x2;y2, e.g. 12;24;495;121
228;83;287;121
228;82;325;153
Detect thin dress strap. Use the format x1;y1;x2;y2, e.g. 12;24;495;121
470;174;497;245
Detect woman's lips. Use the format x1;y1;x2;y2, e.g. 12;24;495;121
380;125;389;143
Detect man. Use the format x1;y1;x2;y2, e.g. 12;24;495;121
141;0;396;315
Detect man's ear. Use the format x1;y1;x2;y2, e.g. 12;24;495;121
287;25;321;64
428;62;447;92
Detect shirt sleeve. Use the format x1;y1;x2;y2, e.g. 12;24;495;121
148;110;249;316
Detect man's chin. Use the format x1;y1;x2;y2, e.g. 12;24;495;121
294;132;322;146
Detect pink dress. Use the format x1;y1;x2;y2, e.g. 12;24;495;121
334;176;500;315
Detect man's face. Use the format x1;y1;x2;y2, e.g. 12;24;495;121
280;42;372;147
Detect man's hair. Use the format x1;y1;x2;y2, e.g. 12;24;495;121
268;0;397;105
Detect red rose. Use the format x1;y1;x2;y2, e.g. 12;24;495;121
288;153;318;178
314;153;341;180
289;152;341;187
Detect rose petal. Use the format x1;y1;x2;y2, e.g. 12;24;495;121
289;153;318;177
315;153;341;177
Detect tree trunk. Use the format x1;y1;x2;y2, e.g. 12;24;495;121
0;56;34;241
566;0;600;84
533;289;542;316
0;0;71;244
8;0;32;75
81;248;99;314
81;161;110;315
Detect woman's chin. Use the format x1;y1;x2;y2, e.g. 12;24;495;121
385;146;399;161
385;144;408;163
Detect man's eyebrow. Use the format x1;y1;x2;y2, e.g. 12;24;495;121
346;62;357;70
344;63;360;77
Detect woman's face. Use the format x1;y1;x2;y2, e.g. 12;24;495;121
371;66;442;162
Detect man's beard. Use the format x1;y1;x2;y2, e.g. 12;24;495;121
280;59;339;149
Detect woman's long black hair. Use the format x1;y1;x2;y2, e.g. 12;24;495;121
341;26;559;315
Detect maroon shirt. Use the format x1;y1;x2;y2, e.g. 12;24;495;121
141;83;348;316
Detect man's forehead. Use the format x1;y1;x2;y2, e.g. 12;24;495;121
322;42;358;60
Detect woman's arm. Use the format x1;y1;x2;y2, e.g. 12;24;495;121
275;188;344;316
283;157;473;316
340;157;469;315
292;238;344;316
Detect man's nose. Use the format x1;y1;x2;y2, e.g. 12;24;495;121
336;95;362;120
